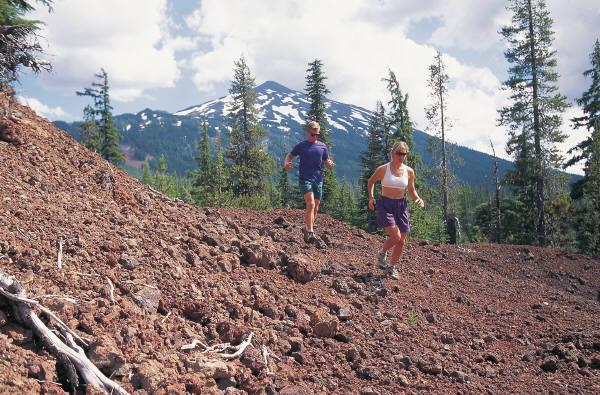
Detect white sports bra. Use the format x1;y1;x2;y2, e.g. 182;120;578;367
381;163;408;189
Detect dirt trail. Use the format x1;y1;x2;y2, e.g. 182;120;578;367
1;92;599;394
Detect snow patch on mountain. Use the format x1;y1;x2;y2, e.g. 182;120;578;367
327;116;348;132
173;80;373;144
272;105;304;124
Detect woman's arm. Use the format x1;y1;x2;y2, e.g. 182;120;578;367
367;165;385;210
407;167;424;207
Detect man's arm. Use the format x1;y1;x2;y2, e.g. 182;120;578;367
323;145;335;168
284;153;294;171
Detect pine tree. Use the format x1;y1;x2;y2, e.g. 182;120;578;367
566;39;600;196
425;50;452;224
77;69;125;164
226;56;273;198
213;132;228;208
338;182;357;224
305;59;340;216
190;120;215;205
383;69;425;183
0;0;52;87
80;104;100;151
277;167;292;208
358;102;387;232
498;0;570;245
141;160;152;185
156;154;169;193
582;119;600;254
490;139;502;242
569;39;600;254
384;70;414;155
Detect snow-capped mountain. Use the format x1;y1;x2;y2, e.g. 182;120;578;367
171;81;373;180
54;80;516;187
176;80;373;139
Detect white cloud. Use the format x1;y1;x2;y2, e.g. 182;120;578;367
18;96;73;120
548;0;600;101
184;0;508;160
21;0;594;176
356;0;508;51
181;0;594;175
30;0;186;101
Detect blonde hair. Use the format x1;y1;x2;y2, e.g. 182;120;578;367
306;121;320;131
391;141;409;154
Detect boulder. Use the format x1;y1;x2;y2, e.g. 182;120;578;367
310;309;339;338
287;254;319;284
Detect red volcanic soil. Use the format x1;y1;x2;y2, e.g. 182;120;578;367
1;92;599;394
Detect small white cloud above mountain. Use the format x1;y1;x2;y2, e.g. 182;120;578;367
18;96;73;121
29;0;182;102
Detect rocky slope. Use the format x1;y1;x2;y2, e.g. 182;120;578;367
1;92;599;394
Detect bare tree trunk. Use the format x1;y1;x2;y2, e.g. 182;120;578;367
490;139;502;242
437;55;449;223
527;0;546;245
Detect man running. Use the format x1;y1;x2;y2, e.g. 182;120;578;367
284;121;335;242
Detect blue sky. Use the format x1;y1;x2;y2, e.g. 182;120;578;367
16;0;600;174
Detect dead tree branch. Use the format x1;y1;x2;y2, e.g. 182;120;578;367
56;236;63;270
0;269;129;394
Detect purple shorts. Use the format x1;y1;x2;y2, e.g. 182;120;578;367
376;196;410;233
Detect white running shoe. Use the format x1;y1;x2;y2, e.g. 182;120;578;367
377;250;389;269
389;266;399;280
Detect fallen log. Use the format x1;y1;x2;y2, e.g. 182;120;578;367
0;269;129;394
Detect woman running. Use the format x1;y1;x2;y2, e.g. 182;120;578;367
367;141;424;279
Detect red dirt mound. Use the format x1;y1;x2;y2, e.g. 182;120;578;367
1;92;599;394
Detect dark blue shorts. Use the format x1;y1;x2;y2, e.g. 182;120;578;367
376;196;410;233
300;179;323;200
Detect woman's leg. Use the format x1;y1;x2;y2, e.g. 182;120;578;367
389;232;408;264
382;226;402;252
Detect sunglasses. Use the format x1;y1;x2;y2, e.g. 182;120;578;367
395;151;409;157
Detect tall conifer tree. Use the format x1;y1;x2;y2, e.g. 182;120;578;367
277;167;292;208
567;40;600;254
582;120;600;254
214;133;228;208
226;56;273;197
566;39;600;192
0;0;53;87
384;71;413;149
305;59;340;215
77;69;124;164
498;0;569;245
190;120;215;205
383;69;424;177
358;102;387;232
80;104;99;151
425;51;452;223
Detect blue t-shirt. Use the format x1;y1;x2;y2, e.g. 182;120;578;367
290;140;330;182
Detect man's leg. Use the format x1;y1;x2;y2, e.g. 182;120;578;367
312;181;323;227
304;192;316;232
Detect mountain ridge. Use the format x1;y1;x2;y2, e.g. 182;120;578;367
54;80;518;187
